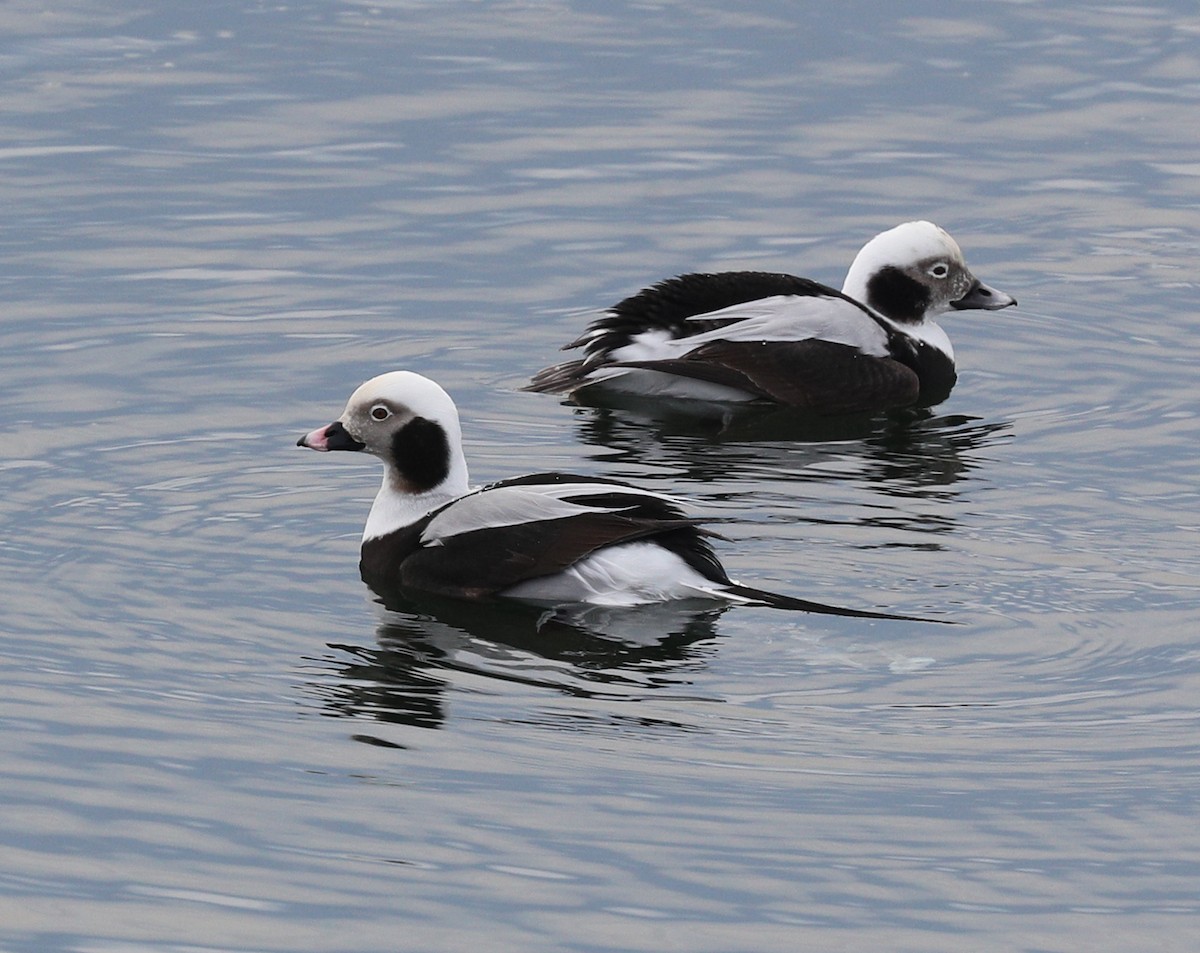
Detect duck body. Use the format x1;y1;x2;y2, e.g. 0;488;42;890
356;471;726;605
298;371;927;620
526;222;1016;414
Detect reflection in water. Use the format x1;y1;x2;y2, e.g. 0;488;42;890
309;595;728;730
570;399;1012;498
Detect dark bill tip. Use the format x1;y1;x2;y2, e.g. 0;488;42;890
952;279;1017;311
297;420;365;452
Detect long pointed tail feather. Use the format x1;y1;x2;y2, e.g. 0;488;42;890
524;358;589;394
719;582;953;624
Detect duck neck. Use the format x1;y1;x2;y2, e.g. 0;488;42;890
362;453;470;542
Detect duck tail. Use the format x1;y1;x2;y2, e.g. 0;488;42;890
719;582;952;623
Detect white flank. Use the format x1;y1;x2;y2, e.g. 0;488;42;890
502;540;725;606
580;366;762;401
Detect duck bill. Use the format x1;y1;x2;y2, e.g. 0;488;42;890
952;279;1017;311
297;420;365;452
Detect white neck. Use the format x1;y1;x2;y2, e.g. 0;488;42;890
362;453;471;542
884;314;954;360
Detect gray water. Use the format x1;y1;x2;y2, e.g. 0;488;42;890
2;2;1198;951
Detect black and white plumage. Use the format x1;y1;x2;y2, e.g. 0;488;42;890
526;221;1016;414
298;371;928;620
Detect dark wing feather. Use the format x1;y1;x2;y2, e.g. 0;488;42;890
525;272;843;394
618;339;921;414
588;271;842;354
394;513;714;599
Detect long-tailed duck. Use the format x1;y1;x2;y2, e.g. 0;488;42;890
298;370;930;620
526;221;1015;414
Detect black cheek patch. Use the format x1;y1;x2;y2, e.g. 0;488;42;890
865;266;930;323
391;417;451;492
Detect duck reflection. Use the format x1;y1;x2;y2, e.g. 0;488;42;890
568;398;1011;496
312;593;728;730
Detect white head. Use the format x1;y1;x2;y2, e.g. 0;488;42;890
841;221;1015;324
298;371;471;538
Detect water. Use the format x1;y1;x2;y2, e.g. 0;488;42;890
2;1;1198;950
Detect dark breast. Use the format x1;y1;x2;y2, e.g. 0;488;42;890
359;520;429;597
884;332;958;406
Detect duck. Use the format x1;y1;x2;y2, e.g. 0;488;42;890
526;221;1016;414
298;370;930;620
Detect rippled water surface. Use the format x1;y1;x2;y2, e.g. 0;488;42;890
2;2;1199;951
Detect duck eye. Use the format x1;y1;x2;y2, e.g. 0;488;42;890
370;404;391;421
928;262;950;279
